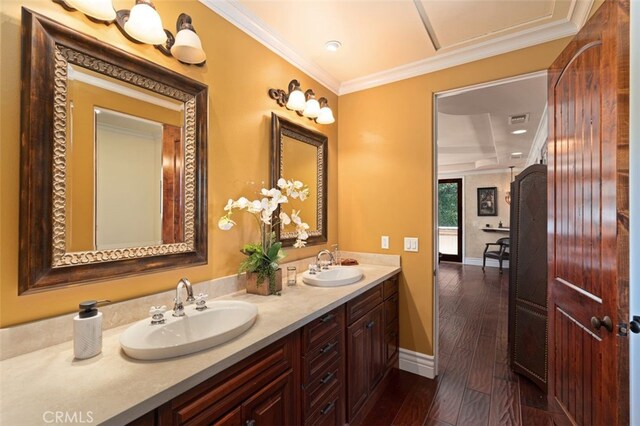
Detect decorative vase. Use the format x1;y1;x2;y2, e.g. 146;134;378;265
245;268;282;296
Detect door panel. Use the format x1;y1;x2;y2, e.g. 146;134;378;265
547;1;629;424
347;317;369;419
242;370;294;426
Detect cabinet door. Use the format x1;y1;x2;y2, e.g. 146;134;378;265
347;315;369;420
242;370;294;426
367;304;385;390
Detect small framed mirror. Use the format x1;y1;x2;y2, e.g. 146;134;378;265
270;113;327;247
19;9;208;293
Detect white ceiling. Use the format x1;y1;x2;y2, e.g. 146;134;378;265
200;0;593;94
436;73;547;175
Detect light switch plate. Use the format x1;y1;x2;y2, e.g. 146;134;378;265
381;236;389;249
404;237;419;252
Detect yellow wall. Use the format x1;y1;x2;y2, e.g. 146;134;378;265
337;39;574;356
0;0;338;327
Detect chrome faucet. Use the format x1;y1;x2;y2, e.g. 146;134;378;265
173;278;196;317
316;249;335;270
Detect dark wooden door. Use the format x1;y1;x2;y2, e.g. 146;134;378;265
242;370;294;426
547;1;629;424
438;178;463;262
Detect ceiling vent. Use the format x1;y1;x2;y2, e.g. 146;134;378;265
509;113;529;125
510;152;523;159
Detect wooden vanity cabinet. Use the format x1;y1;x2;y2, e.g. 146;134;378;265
155;333;300;426
346;275;399;423
129;273;400;426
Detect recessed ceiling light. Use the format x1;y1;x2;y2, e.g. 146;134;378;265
511;152;523;156
511;129;527;135
324;40;342;52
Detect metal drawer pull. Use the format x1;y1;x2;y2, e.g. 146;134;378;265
320;401;335;415
245;420;256;426
320;371;335;384
366;320;375;329
320;341;337;354
320;313;335;323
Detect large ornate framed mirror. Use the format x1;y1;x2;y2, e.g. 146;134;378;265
19;9;208;293
270;113;327;247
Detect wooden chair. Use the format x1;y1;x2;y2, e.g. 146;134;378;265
482;237;509;273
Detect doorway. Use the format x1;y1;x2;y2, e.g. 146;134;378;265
438;178;462;263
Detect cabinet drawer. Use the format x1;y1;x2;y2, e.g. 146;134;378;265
346;286;383;324
302;360;341;419
305;387;342;426
303;334;343;386
302;306;345;352
383;276;398;299
159;335;297;425
384;293;398;327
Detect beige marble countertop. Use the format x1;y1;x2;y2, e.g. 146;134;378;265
0;263;400;425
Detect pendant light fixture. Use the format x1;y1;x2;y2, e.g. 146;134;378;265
505;166;515;205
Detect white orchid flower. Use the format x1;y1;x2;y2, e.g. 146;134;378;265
298;191;308;202
218;216;236;231
293;240;307;248
291;209;301;225
293;180;303;189
235;197;250;209
277;178;287;189
247;200;263;213
260;209;272;225
224;199;234;211
279;211;291;225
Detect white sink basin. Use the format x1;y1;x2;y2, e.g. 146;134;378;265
302;266;364;287
120;301;258;360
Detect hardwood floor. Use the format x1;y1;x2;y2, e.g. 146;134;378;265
357;263;567;426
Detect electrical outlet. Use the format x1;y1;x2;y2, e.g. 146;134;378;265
404;237;419;252
381;236;389;249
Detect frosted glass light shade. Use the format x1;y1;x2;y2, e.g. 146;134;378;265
171;29;206;64
316;106;335;124
303;98;320;118
124;2;167;45
286;89;306;111
66;0;116;21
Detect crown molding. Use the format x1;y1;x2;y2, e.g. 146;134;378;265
199;0;340;94
339;18;578;95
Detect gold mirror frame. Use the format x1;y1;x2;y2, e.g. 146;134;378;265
270;113;328;247
19;9;208;293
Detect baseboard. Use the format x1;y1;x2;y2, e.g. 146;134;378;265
398;348;435;379
464;257;510;269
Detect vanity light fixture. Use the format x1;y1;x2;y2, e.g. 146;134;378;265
54;0;206;66
268;80;335;125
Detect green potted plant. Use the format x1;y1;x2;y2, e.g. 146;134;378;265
218;178;310;295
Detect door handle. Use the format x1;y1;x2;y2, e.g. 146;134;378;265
630;316;640;334
591;315;614;332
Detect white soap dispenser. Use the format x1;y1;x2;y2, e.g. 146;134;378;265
73;300;109;360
